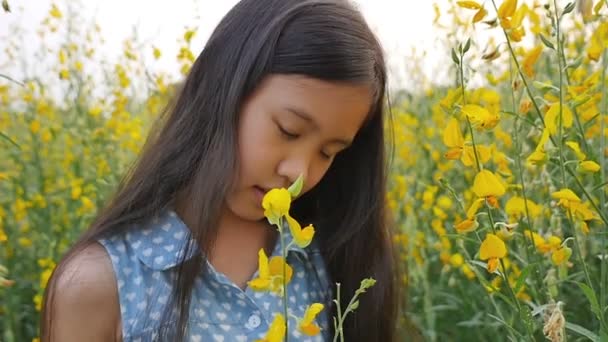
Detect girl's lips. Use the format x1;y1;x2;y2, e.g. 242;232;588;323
253;186;268;202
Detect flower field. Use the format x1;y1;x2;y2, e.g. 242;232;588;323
1;0;607;341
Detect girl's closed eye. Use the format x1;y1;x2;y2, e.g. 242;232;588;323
276;122;335;160
276;122;299;140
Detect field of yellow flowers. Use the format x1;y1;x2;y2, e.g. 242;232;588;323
1;0;607;341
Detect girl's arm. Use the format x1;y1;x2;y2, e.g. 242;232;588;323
45;243;121;342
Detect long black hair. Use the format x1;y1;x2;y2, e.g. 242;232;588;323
42;0;399;340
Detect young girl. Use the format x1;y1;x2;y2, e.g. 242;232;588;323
41;0;399;340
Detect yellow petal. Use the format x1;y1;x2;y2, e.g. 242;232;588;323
526;149;546;166
551;188;581;202
473;170;506;198
286;214;315;248
262;188;291;224
580;160;600;172
300;303;324;335
473;7;488;23
479;233;507;260
268;256;293;283
248;278;271;291
522;45;543;78
457;1;482;9
524;231;548;252
256;314;286;342
454;218;479;233
570;201;598;221
445;147;463;160
487;257;500;273
466;198;485;219
565;141;587;160
462;104;500;130
545;103;573;136
498;0;518;19
505;196;542;219
443;118;464;148
594;0;606;15
551;247;572;266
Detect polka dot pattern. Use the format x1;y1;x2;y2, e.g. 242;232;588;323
98;209;332;341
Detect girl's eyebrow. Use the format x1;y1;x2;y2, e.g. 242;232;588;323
284;106;352;147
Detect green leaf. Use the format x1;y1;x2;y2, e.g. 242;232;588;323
349;300;359;311
575;281;602;320
462;38;472;54
288;174;304;198
539;33;555;50
451;48;460;65
513;264;533;294
2;0;9;12
565;322;600;341
562;2;575;16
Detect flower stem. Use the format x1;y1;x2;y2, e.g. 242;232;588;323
279;217;289;342
600;42;608;335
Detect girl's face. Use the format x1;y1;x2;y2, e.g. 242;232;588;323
226;74;372;222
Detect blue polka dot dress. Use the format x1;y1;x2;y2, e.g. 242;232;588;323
98;209;332;341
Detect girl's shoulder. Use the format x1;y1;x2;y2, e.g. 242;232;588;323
48;242;121;341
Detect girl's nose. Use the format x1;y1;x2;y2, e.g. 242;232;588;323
276;154;310;189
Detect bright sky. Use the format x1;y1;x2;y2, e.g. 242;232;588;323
0;0;449;91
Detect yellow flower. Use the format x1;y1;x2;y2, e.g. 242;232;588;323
443;118;464;159
49;3;62;19
505;196;542;219
524;231;548;253
457;1;482;9
255;314;286;342
566;141;587;160
588;22;608;61
30;120;41;134
152;46;162;60
40;268;53;289
449;253;464;267
551;246;572;266
461;263;476;280
247;249;293;295
461;104;500;130
0;228;6;243
569;201;598;222
18;237;33;248
285;214;315;248
522;46;543;77
59;68;69;80
466;198;485;219
527;149;546;166
545;103;573;136
580;160;600;172
551;188;581;208
473;7;487;23
262;188;291;225
183;29;196;44
454;218;479;233
479;233;507;273
299;303;324;336
473;170;506;198
498;0;518;28
462;144;491;167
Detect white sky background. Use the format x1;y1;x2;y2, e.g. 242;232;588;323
0;0;454;92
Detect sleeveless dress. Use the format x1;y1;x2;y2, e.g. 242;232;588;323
98;209;332;341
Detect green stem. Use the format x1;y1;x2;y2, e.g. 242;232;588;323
279;217;289;342
600;43;607;335
509;57;548;303
553;0;606;333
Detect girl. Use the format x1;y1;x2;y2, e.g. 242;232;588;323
41;0;399;340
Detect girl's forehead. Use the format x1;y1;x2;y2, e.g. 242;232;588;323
250;74;373;134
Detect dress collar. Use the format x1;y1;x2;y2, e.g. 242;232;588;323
127;209;313;271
